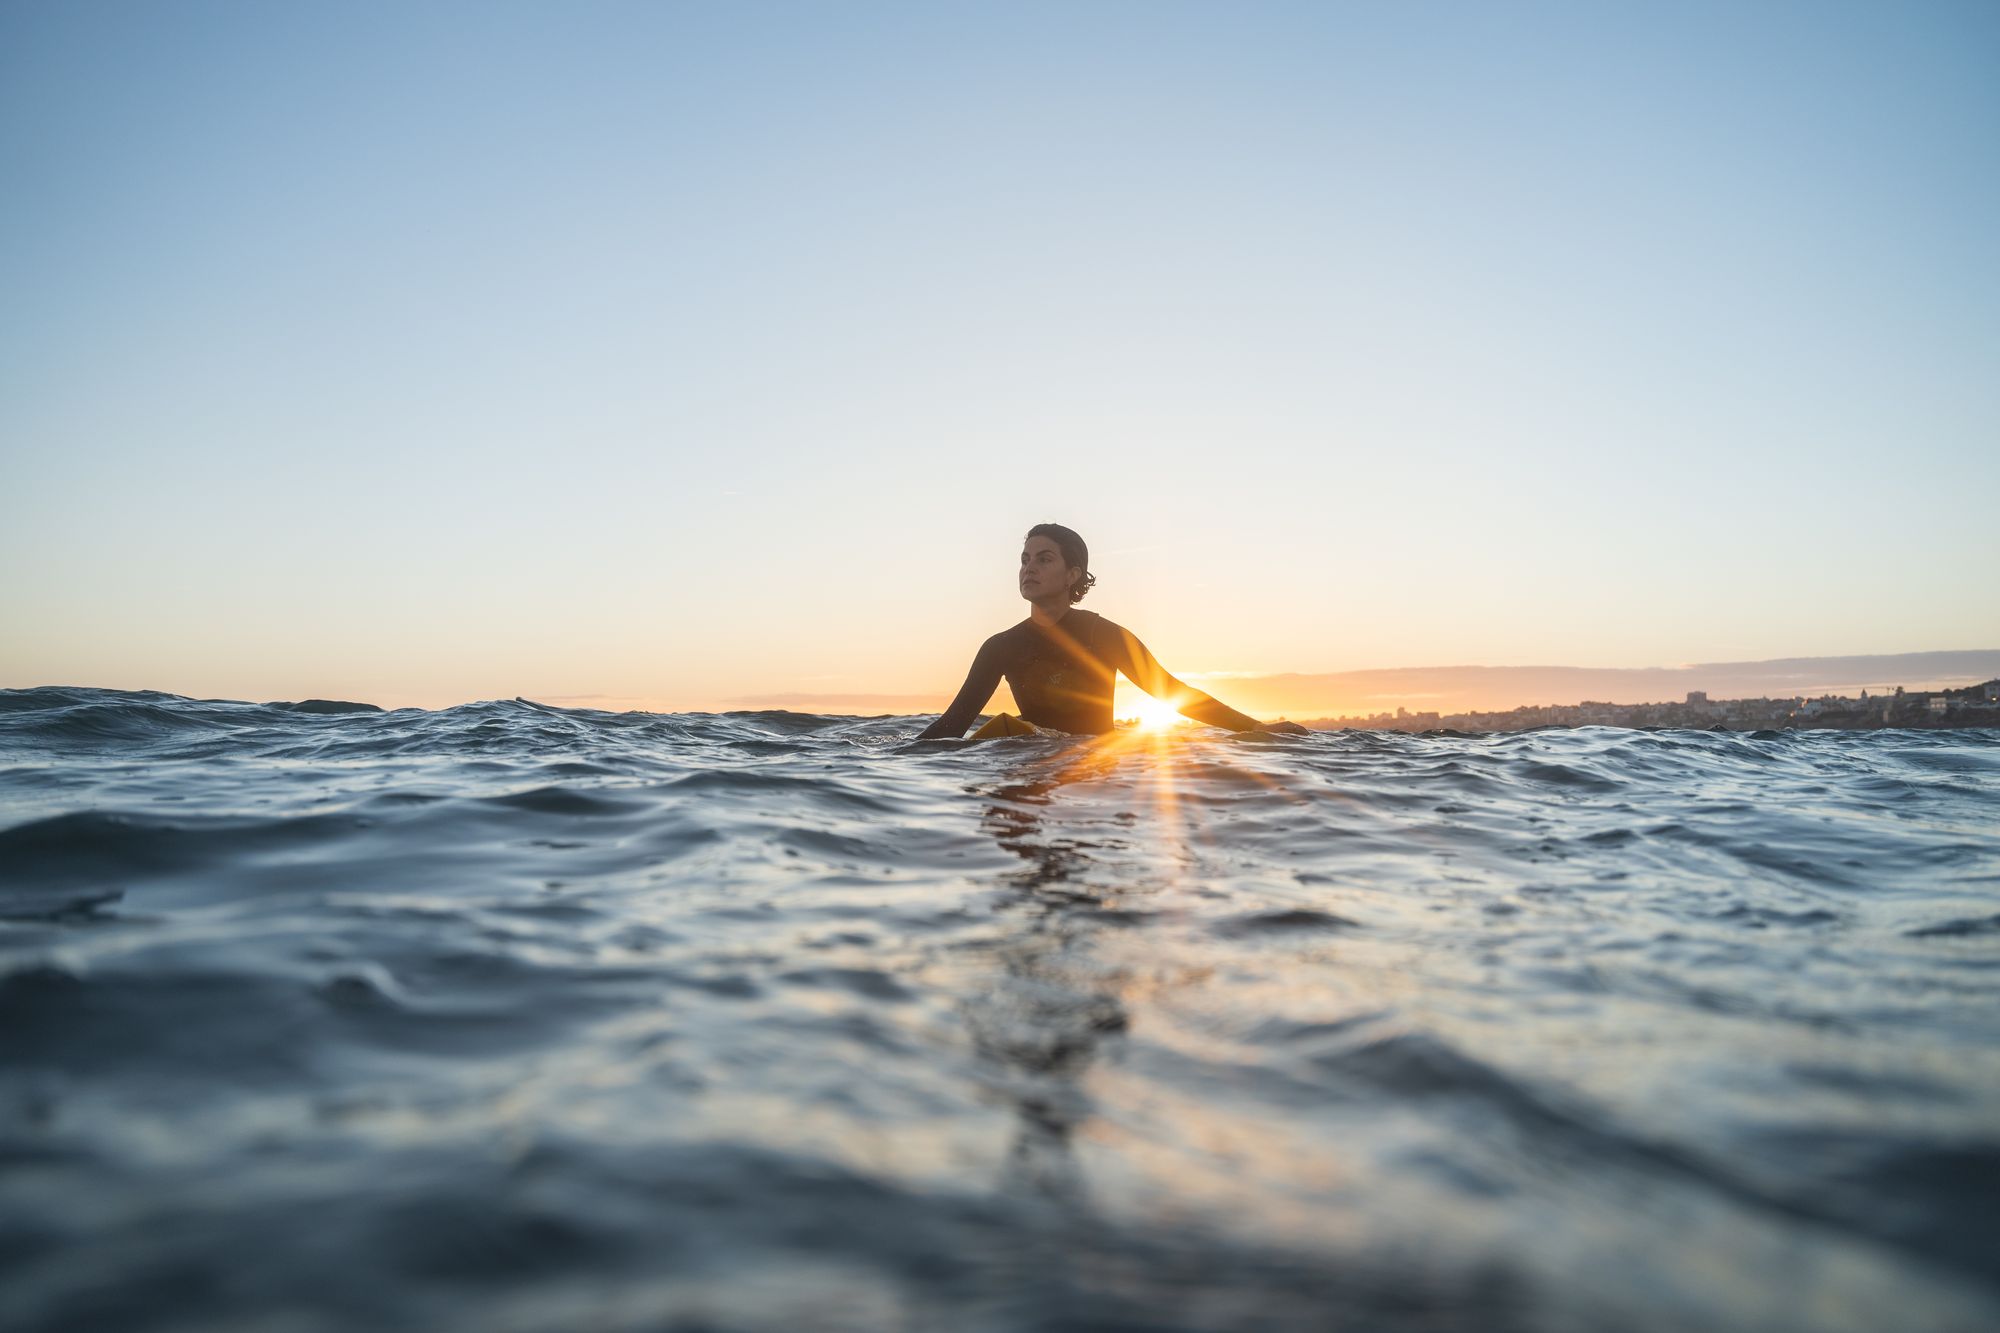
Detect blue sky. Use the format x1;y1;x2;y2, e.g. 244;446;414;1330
3;1;1995;709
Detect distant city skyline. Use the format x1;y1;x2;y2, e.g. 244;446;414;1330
1291;660;2000;732
3;3;1995;709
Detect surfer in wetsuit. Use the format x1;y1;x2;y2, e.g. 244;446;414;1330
916;523;1310;740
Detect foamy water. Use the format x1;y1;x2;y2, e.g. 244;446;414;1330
3;687;1997;1331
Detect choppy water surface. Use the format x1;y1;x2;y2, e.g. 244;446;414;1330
3;687;1998;1331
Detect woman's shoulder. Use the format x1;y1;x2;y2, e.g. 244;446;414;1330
1070;608;1122;634
993;608;1120;644
1062;608;1132;651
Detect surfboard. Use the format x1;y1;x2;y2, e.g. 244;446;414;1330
968;712;1048;740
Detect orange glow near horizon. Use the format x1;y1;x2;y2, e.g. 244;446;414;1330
1115;685;1191;730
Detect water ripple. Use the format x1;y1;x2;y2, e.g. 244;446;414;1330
1;686;1996;1331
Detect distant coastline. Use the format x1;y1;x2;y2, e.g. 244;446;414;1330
1191;649;2000;724
1299;676;2000;733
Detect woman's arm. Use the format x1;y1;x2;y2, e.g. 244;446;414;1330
1109;622;1300;732
915;638;1006;740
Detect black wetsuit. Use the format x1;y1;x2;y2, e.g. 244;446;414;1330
916;608;1263;739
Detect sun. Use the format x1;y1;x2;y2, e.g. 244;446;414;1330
1118;689;1188;730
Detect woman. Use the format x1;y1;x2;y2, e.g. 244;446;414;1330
916;523;1310;740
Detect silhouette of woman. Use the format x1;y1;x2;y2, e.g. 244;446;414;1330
916;523;1310;740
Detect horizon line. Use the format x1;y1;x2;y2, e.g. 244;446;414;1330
6;647;1998;717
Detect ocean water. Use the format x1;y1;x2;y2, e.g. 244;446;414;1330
2;686;1997;1333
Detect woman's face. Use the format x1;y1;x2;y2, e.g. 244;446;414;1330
1019;535;1078;602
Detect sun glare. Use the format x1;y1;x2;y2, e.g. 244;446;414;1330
1119;691;1188;730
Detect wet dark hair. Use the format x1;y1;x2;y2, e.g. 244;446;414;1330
1024;522;1096;604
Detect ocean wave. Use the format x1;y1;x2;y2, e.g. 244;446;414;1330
1;687;1996;1330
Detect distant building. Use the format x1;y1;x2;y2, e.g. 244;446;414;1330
1686;691;1708;705
1985;679;2000;702
1929;697;1950;714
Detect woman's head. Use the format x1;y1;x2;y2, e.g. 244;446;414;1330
1020;523;1096;605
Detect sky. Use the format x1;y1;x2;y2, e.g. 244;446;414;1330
3;1;1996;715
